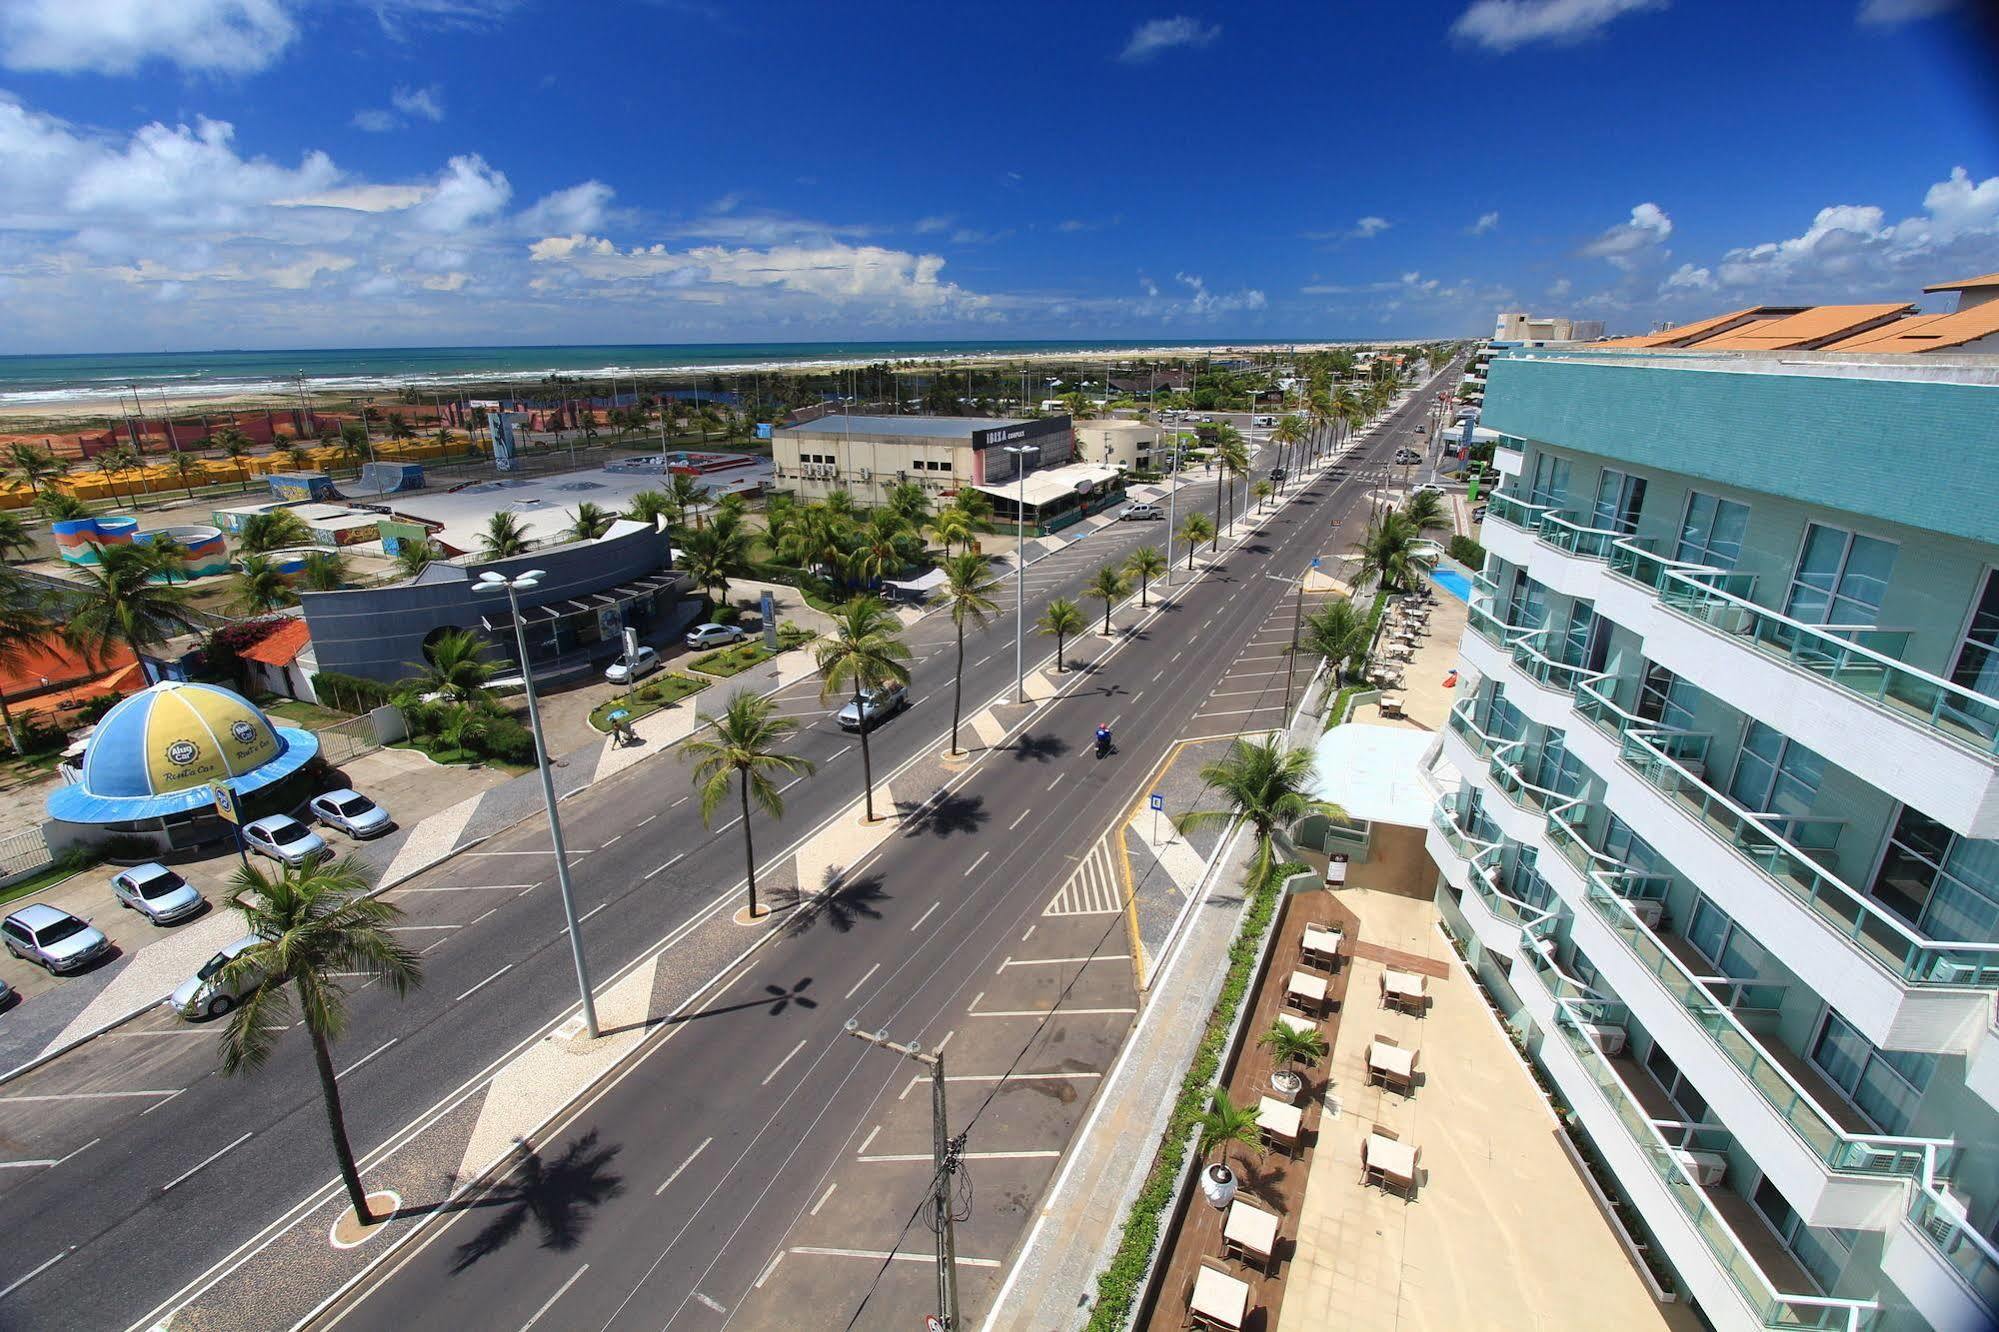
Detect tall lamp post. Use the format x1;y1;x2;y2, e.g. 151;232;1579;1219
1163;427;1181;589
475;570;601;1039
1005;443;1040;704
1265;557;1318;719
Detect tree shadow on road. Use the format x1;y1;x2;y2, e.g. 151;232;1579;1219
669;975;822;1022
1009;732;1069;763
898;790;988;840
444;1132;625;1274
782;875;889;937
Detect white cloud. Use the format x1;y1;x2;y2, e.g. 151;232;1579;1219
1173;271;1265;315
1470;210;1500;235
1139;275;1161;297
1547;277;1573;298
1352;216;1391;240
391;84;445;121
1661;262;1712;292
412;154;510;232
1857;0;1957;22
1119;16;1220;63
352;108;399;133
529;234;986;312
1451;0;1665;52
0;0;298;75
1579;201;1673;268
518;180;612;235
913;215;952;235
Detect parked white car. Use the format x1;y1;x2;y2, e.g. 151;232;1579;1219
309;788;394;839
685;623;746;650
110;863;206;925
1120;503;1164;521
242;814;330;868
172;936;267;1020
2;904;112;974
605;646;661;683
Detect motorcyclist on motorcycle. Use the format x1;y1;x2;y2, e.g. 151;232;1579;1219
1095;723;1112;757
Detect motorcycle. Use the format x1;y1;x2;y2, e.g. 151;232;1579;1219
1095;729;1114;759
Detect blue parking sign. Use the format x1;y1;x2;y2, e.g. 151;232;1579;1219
1149;793;1164;812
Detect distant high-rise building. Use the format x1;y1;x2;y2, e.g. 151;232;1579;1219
1494;312;1602;342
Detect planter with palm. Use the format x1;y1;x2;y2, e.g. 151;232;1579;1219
300;551;349;591
626;490;673;528
1178;513;1213;570
1253;479;1274;513
940;551;999;756
237;509;313;555
212;857;421;1226
1087;564;1128;637
1258;1019;1331;1103
679;515;751;609
1124;545;1166;610
393;539;442;580
683;691;815;919
142;532;188;586
232;554;298;615
1037;597;1085;672
813;596;911;824
1196;1091;1264;1209
1176;734;1345;886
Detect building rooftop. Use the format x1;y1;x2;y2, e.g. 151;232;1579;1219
1691;302;1915;350
1923;271;1999;293
238;618;311;668
1593;282;1999;355
775;414;1030;440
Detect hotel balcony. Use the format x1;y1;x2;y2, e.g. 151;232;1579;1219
1538;806;1963;1235
1480;490;1999;840
1521;962;1880;1332
1426;800;1558;957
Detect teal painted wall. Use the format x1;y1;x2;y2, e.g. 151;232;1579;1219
1485;357;1999;547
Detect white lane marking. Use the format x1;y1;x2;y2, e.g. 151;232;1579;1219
975;653;994;667
0;1088;181;1102
1008;809;1031;831
672;796;690;808
516;884;539;898
964;851;990;878
393;884;532;893
999;954;1131;967
810;1182;838;1216
557;902;607;934
1171;650;1183;661
337;1038;398;1080
908;901;941;933
900;1071;1102;1101
754;1250;785;1289
692;1292;726;1313
454;964;514;1003
831;744;853;759
54;1137;100;1168
601;835;621;848
856;1124;881;1156
843;961;881;1001
857;1149;1063;1163
761;1039;810;1087
469;907;498;927
1021;924;1036;943
788;1245;1002;1268
519;1263;588;1332
654;1137;713;1196
969;1007;1138;1017
385;924;458;932
465;849;593;856
995;955;1011;975
1151;669;1165;682
936;1029;955;1052
0;1157;57;1169
1199;706;1288;718
638;814;657;827
0;1248;73;1301
140;1088;187;1116
161;1131;253;1192
1046;773;1065;791
645;851;686;879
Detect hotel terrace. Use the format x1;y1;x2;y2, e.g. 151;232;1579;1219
1431;284;1999;1332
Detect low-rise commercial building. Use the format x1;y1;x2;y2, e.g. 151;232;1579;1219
771;413;1074;505
1074;419;1161;472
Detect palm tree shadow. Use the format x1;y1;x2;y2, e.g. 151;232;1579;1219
783;875;889;937
445;1132;625;1274
1010;733;1068;763
899;791;987;839
670;975;821;1022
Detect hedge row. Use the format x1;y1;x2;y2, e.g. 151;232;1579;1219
311;671;397;714
1083;857;1308;1331
1448;534;1486;569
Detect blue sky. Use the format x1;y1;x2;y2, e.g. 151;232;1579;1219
0;0;1994;353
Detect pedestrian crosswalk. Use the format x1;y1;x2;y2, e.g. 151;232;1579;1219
1044;839;1124;916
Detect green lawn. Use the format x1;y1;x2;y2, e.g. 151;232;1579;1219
688;628;815;678
388;736;533;775
257;696;356;729
588;673;710;732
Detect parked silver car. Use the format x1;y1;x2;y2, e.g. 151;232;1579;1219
309;788;394;839
241;814;329;867
2;904;112;974
111;863;206;925
604;645;661;684
172;936;267;1020
685;623;746;650
836;684;908;731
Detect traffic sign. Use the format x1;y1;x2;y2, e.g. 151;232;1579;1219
209;782;241;825
1148;793;1164;812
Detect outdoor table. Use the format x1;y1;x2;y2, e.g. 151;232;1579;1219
1367;1041;1417;1094
1381;967;1427;1013
1301;924;1342;969
1379;694;1406;717
1285;969;1329;1015
1276;1012;1320;1038
1363;1131;1418;1195
1257;1095;1303;1156
1223;1199;1281;1273
1189;1263;1251;1330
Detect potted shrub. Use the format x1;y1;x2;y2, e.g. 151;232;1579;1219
1257;1019;1330;1104
1196;1091;1264;1209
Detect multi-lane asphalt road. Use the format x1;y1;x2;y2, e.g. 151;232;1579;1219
0;361;1458;1331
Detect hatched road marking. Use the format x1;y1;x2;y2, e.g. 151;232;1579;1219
1042;839;1123;916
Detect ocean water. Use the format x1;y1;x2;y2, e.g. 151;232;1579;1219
0;339;1323;411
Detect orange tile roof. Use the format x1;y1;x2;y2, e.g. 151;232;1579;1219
0;635;137;696
1690;303;1916;350
1923;272;1999;293
1591;307;1785;349
1823;301;1999;354
238;618;311;667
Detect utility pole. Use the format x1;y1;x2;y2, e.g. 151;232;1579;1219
845;1022;960;1330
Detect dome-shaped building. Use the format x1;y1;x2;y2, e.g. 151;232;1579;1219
46;682;321;842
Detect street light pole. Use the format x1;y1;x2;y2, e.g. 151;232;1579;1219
1006;443;1040;705
1163;426;1181;589
845;1022;959;1330
1266;558;1318;719
476;570;600;1039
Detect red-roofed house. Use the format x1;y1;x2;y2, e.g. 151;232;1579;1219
237;618;319;704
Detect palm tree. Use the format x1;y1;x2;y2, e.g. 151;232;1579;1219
300;550;349;591
1353;511;1434;593
66;543;198;664
213;429;253;492
1301;598;1373;684
1178;512;1213;570
941;551;999;756
684;691;815;919
214;857;421;1226
1087;564;1128;637
1124;544;1166;610
1401;489;1448;532
6;443;66;499
0;566;52;751
1216;434;1251;537
1037;597;1086;673
142;532;189;586
1176;734;1344;884
814;596;911;823
282;442;313;472
93;450;129;506
951;487;992;529
1271;414;1305;484
1197;1091;1264;1177
679;516;751;607
883;481;930;529
1253;479;1274;513
820;488;859;523
1258;1018;1330;1070
479;511;532;561
393;538;442;580
166;450;202;502
232;554;298;614
665;473;705;527
37;491;86;521
565;502;615;542
626;489;673;527
0;512;31;562
927;508;973;556
406;628;497;703
237;508;314;555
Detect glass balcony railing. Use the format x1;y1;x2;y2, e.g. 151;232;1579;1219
1489;741;1586;821
1614;728;1999;989
1605;539;1999;758
1908;1186;1999;1313
1542;998;1877;1332
1484;490;1554;532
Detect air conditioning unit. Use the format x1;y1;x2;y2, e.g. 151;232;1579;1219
1675;1148;1727;1187
1628;898;1665;929
1711;604;1755;635
1580;1021;1627;1055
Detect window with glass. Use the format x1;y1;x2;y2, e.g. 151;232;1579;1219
1637;662;1699;732
1643;1041;1711;1123
1508;850;1557;914
1751;1176;1851;1294
1685;898;1767;979
1946;569;1999;730
1675;492;1749;569
1808;1008;1936;1136
1603;815;1667;878
1728;721;1826;819
1534;735;1590;800
1504;574;1548;632
1784;523;1897;627
1591;469;1647;535
1527;452;1571;509
1561;600;1610;673
1483;685;1528;743
1869;805;1999;944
